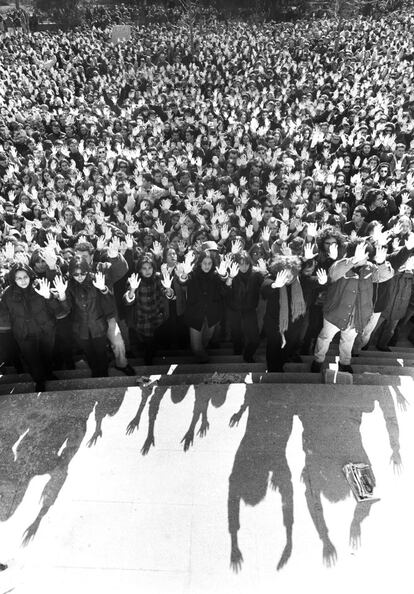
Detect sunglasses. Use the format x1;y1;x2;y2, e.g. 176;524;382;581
73;272;87;278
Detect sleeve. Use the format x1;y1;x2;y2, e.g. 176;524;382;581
328;258;355;282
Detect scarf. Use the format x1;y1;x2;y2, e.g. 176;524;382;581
278;277;306;348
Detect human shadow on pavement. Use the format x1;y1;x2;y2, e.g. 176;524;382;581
227;385;294;573
181;384;229;452
0;391;100;546
298;387;402;568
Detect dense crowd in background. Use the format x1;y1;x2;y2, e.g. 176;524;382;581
1;4;414;391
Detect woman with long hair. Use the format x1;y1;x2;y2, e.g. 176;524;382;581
0;263;68;391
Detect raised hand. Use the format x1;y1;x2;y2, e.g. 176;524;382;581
34;278;51;299
375;246;387;264
183;251;195;275
304;243;317;260
151;240;163;258
405;233;414;251
107;237;121;258
153;220;165;235
352;242;368;265
271;269;289;289
261;225;271;242
228;262;240;279
231;238;243;254
316;268;328;285
217;256;228;277
92;271;107;292
328;243;338;260
256;258;268;275
161;269;173;290
306;222;318;238
220;224;230;241
128;273;141;291
52;275;68;300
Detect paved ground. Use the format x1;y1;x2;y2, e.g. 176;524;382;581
0;381;412;594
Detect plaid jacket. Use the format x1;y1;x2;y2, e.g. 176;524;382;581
124;275;170;337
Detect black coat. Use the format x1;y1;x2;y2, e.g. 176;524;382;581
182;268;228;330
0;285;67;342
226;270;264;312
64;277;115;339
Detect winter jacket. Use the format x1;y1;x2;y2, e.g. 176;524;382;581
63;277;115;339
0;284;68;342
226;270;264;312
181;268;228;330
323;259;391;332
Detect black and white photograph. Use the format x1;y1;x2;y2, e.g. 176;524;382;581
0;0;413;591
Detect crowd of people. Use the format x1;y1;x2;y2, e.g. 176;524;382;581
1;5;414;392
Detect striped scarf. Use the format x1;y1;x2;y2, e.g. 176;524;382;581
278;278;306;348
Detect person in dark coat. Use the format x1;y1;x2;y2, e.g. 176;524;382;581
56;259;115;377
178;250;232;363
261;255;307;372
0;264;68;391
226;251;265;362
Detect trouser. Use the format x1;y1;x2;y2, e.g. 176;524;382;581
314;319;357;365
107;317;127;368
353;311;382;353
18;332;55;383
156;303;189;349
136;333;157;366
228;308;260;361
76;334;108;377
265;318;303;372
0;330;23;372
53;316;75;369
301;303;324;355
375;317;400;349
189;319;218;362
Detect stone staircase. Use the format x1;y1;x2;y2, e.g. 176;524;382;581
2;340;414;397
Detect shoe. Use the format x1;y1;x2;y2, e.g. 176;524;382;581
115;364;136;376
376;345;391;352
361;344;370;351
338;363;353;374
310;360;322;373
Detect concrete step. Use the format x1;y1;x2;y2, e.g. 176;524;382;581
300;355;414;366
284;362;414;376
2;369;414;397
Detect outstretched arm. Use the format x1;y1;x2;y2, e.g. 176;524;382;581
22;424;85;545
126;385;153;435
181;391;211;451
302;468;337;567
272;463;294;571
228;476;243;573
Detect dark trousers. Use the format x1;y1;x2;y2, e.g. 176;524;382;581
375;317;400;349
53;316;75;370
155;303;188;349
18;332;55;383
265;318;303;372
0;330;23;372
76;334;108;377
228;308;260;361
300;304;323;355
129;328;157;365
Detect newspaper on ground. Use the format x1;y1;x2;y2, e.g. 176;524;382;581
343;463;378;502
